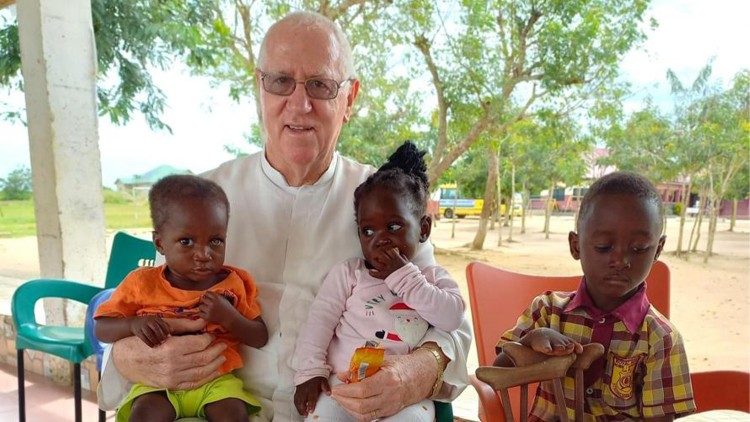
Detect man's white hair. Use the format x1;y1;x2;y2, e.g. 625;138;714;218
258;11;356;79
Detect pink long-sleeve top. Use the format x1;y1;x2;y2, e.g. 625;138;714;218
292;257;465;385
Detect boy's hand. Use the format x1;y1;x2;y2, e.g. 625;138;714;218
294;376;330;416
368;247;409;279
198;291;238;328
522;327;583;356
130;315;171;348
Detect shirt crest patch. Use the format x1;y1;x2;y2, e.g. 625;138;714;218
610;354;640;400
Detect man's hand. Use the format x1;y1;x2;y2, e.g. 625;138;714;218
330;352;435;421
112;333;226;390
521;327;583;356
367;247;409;279
198;291;238;328
163;317;207;335
294;376;330;416
129;315;171;347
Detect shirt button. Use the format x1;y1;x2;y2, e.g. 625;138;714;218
599;317;606;324
586;387;594;395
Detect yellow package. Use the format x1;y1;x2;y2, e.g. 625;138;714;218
348;346;385;383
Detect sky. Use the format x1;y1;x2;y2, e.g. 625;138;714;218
0;0;748;188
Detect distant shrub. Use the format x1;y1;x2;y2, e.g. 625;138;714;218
103;188;132;204
673;202;683;216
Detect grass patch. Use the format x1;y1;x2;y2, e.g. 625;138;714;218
0;199;152;238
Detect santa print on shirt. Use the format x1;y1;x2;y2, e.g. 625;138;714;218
374;302;429;350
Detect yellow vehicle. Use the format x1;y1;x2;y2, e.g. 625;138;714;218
436;184;521;219
436;184;484;219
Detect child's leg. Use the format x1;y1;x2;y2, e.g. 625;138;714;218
379;399;435;422
203;398;249;422
128;391;176;422
303;390;353;421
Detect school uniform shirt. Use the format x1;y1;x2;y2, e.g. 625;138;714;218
498;280;696;421
292;258;465;386
98;151;472;421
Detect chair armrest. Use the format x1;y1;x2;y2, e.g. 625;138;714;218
12;279;103;327
470;373;504;422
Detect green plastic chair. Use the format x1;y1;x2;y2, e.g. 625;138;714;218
435;400;453;421
12;231;155;422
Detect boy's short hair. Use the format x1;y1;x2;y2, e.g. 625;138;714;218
577;171;663;232
148;174;229;231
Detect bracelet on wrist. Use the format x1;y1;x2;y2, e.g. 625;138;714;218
419;343;446;399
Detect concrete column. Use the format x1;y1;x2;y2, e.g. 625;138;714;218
16;0;106;330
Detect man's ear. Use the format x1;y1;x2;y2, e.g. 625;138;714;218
654;235;667;261
152;231;164;255
419;215;432;242
568;231;581;260
343;79;360;123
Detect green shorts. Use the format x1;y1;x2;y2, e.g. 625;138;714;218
116;373;261;421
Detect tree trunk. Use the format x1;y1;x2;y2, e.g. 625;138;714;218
704;173;718;262
521;180;528;235
472;146;498;250
729;198;737;231
496;156;504;247
489;193;497;231
507;164;516;241
676;179;692;256
544;181;554;240
690;191;706;252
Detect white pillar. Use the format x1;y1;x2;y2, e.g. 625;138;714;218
16;0;106;327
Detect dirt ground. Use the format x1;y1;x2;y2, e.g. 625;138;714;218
0;213;747;419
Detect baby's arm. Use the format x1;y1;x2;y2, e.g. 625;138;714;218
197;291;268;348
95;315;171;348
292;262;353;414
382;256;464;331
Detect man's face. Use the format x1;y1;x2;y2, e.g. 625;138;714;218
258;22;359;184
568;194;665;312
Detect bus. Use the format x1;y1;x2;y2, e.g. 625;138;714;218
434;184;522;219
435;184;483;219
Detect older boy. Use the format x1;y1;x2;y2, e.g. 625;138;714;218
495;171;696;421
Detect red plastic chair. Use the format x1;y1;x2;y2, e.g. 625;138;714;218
466;260;670;421
690;370;750;412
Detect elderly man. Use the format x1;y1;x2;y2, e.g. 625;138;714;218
99;11;471;421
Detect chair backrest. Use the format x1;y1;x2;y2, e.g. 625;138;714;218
690;370;750;412
466;260;670;420
467;260;670;367
104;231;156;289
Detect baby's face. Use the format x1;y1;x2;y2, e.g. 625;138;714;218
153;198;228;288
569;194;665;312
356;186;426;269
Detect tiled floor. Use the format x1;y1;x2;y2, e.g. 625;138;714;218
0;363;109;422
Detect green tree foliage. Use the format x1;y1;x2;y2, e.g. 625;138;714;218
0;166;32;200
0;0;218;131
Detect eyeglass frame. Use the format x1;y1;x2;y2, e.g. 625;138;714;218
257;70;355;100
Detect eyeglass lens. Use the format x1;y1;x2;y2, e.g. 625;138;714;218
262;73;341;99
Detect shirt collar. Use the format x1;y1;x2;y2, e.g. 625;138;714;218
565;277;651;334
260;150;338;192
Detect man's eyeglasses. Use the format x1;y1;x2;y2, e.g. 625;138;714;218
259;71;352;100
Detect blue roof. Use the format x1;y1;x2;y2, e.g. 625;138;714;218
115;165;193;185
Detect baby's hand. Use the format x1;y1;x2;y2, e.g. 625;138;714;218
130;315;171;348
197;291;237;327
294;376;330;416
522;328;583;356
368;247;409;279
